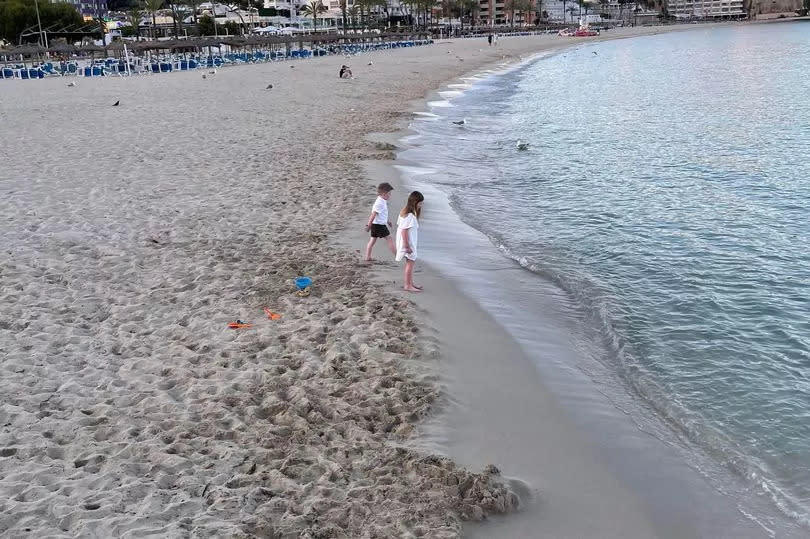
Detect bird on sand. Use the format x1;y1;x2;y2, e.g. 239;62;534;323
367;61;373;66
66;81;76;87
266;84;273;89
592;51;598;56
516;140;529;151
452;119;466;126
112;100;120;107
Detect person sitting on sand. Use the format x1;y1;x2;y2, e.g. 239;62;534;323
364;182;396;261
395;191;424;292
339;65;352;78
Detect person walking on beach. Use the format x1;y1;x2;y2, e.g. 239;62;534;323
488;34;493;46
396;191;424;292
364;182;396;262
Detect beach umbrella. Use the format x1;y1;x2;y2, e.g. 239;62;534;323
170;40;199;51
78;43;105;72
131;40;158;51
48;42;77;55
221;37;247;47
196;38;220;48
12;43;46;56
10;43;45;67
105;40;131;51
79;43;105;53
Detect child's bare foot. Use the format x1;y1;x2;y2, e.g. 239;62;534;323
403;285;422;293
413;283;423;290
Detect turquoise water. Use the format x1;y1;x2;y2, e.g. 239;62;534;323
406;23;810;526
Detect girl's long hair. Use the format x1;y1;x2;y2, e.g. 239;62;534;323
400;191;424;219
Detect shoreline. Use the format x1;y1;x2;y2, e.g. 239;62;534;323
353;25;805;537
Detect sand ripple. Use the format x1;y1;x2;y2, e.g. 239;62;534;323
0;46;537;536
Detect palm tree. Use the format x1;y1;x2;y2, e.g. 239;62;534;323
302;0;328;31
534;0;544;25
507;0;532;26
576;0;593;22
339;0;349;32
458;0;478;31
466;0;480;28
598;0;609;19
127;8;143;39
583;0;592;20
166;0;182;36
519;0;534;26
505;0;516;27
617;0;628;23
357;0;388;27
144;0;163;39
184;0;200;25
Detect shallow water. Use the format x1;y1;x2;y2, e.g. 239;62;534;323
402;22;810;529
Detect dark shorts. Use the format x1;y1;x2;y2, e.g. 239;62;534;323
370;224;390;238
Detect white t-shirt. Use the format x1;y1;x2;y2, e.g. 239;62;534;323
371;196;388;225
395;213;419;261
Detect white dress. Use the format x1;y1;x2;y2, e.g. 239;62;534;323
395;213;418;261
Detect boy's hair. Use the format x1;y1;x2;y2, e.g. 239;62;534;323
377;182;394;193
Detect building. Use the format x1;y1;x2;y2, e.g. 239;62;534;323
591;0;661;24
666;0;746;18
747;0;801;18
59;0;108;19
541;0;602;23
479;0;540;26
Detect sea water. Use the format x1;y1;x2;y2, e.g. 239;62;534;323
401;22;810;530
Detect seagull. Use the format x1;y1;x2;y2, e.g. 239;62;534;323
208;69;217;74
367;61;373;66
592;51;598;56
66;81;76;87
456;56;464;62
290;65;295;69
112;100;120;107
516;140;529;151
265;84;273;89
452;119;466;126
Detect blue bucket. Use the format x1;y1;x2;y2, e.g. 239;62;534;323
294;276;312;291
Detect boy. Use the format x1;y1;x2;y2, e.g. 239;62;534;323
364;182;396;262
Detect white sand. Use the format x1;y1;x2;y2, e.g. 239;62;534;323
0;26;747;537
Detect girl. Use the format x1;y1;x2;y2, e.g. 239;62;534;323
395;191;424;292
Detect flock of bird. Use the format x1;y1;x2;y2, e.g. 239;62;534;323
66;55;531;151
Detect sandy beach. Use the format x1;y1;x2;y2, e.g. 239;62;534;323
0;25;773;538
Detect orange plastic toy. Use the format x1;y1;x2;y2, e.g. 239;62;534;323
264;308;282;320
228;320;253;329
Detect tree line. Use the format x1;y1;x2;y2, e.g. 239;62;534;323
0;0;85;44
